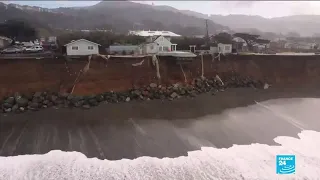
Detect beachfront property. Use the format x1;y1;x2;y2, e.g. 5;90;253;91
64;39;100;56
129;30;180;53
284;42;317;50
0;36;12;49
218;43;232;54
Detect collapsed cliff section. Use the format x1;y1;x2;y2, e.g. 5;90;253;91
0;54;320;101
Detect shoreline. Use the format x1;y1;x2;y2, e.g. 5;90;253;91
1;86;320;159
2;86;320;122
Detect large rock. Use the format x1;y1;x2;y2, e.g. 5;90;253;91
12;104;19;112
24;93;34;101
54;100;64;105
149;83;157;88
14;92;22;101
179;89;186;95
131;90;141;99
170;92;178;99
196;81;202;88
50;95;58;103
32;96;44;104
4;97;15;105
190;90;197;97
87;95;96;100
3;102;13;109
30;102;39;109
74;100;84;107
88;99;99;106
82;104;91;109
16;98;29;107
142;91;149;96
160;95;166;100
66;95;74;101
42;100;50;105
59;92;69;99
173;83;180;90
96;95;105;102
33;92;42;98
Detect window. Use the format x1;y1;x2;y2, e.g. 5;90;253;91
88;46;94;50
225;45;231;51
71;46;78;50
150;45;154;50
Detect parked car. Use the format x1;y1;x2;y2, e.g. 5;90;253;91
1;47;23;54
24;46;44;53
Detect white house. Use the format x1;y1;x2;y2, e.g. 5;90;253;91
64;39;100;56
152;35;177;52
0;36;12;49
138;35;178;55
218;43;232;54
131;30;180;55
284;42;316;50
139;42;159;55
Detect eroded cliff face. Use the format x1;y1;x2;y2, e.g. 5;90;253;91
1;55;320;98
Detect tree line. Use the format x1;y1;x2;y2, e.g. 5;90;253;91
0;19;37;43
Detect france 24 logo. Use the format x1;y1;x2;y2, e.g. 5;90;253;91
276;155;295;174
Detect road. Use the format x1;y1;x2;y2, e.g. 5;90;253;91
1;87;320;160
0;51;54;59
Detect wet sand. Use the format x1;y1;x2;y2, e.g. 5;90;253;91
1;87;320;160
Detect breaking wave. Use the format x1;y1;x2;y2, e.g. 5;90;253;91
1;130;320;180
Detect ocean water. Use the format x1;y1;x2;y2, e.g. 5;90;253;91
1;98;320;180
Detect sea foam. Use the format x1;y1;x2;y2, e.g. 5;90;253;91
1;130;320;180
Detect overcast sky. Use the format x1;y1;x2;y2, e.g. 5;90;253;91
5;1;320;18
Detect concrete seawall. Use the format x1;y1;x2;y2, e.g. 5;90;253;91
1;55;320;98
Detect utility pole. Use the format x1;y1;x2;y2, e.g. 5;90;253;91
205;19;209;45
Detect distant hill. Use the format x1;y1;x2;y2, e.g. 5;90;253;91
0;1;229;37
3;1;318;38
137;4;320;37
208;14;320;37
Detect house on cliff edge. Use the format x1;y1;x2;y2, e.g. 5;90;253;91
129;30;180;54
139;35;178;55
64;39;100;56
0;36;12;49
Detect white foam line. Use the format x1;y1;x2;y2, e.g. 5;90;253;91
1;130;320;179
254;101;306;131
2;99;320;180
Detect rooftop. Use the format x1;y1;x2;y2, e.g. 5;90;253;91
64;39;101;47
128;30;181;37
